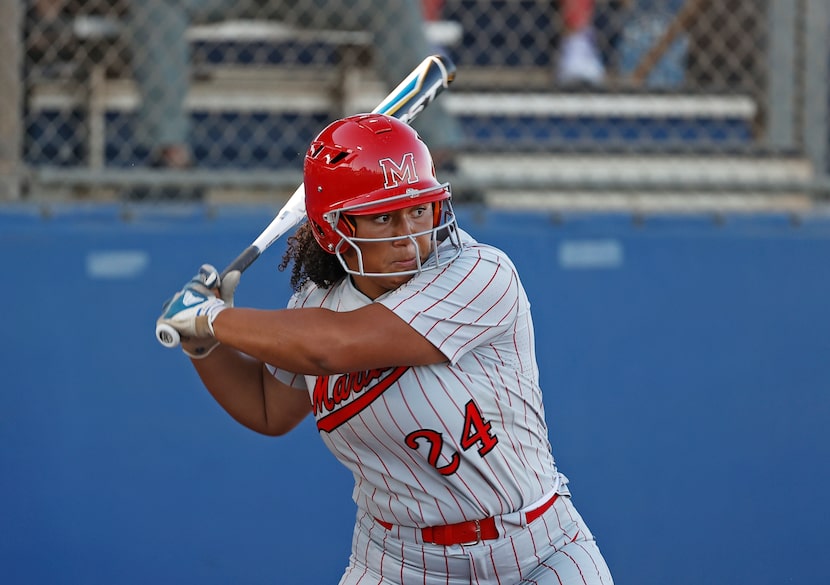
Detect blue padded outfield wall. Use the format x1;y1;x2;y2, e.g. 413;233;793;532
2;204;829;585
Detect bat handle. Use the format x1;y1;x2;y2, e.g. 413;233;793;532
156;322;181;348
220;245;262;280
156;245;261;350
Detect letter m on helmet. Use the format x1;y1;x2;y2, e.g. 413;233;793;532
379;153;419;190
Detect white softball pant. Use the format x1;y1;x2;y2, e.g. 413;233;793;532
338;494;614;585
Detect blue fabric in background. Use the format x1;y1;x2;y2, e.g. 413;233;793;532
1;205;828;585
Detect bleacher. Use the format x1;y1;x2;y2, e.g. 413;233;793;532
16;0;829;212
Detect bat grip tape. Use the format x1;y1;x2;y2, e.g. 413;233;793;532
221;245;261;279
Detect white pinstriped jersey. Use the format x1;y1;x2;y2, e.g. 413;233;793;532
270;229;564;527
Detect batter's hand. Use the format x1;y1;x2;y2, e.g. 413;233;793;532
156;264;240;358
181;266;240;358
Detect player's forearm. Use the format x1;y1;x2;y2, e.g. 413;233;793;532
210;307;362;375
211;304;445;375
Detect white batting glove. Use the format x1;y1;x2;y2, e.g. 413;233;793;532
157;264;241;359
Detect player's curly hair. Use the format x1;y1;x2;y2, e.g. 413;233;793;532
279;222;345;291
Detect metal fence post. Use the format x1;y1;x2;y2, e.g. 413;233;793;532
765;0;797;151
0;0;23;200
803;0;829;181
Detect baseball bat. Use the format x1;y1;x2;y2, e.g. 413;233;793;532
157;53;456;348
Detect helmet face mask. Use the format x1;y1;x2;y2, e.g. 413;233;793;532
304;113;462;278
326;185;463;277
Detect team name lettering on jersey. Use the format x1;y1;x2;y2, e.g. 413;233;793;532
379;153;418;189
314;367;409;432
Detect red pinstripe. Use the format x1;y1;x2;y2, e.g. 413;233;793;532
466;357;547;498
441;366;519;514
287;232;610;584
381;375;458;525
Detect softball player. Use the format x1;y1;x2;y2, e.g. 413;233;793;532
158;113;614;584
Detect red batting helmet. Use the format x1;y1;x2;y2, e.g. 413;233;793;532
303;113;461;275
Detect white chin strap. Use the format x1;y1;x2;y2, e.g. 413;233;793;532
330;200;463;278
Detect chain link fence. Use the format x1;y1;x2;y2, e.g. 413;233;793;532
3;0;829;211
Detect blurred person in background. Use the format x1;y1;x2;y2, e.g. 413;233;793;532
556;0;630;86
126;0;465;199
557;0;604;84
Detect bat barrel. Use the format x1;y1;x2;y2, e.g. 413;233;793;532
374;54;455;122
